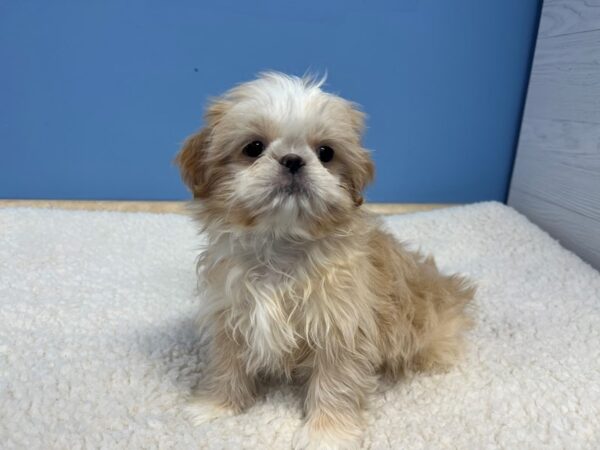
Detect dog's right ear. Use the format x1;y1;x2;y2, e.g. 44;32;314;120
175;128;211;198
175;100;228;199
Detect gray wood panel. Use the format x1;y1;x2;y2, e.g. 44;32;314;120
526;29;600;124
539;0;600;37
509;189;600;267
512;118;600;220
509;0;600;270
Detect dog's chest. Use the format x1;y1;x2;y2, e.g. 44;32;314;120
230;252;314;373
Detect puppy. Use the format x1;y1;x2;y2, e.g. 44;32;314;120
176;72;474;449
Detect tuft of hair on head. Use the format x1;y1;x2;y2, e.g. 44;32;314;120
253;70;327;91
300;69;328;90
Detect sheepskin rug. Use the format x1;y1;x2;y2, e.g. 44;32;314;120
1;202;599;449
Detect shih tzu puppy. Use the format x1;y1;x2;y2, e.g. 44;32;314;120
176;72;474;449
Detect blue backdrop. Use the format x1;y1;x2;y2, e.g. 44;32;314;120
0;0;540;202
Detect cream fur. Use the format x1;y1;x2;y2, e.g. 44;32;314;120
176;72;475;449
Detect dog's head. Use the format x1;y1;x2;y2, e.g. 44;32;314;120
176;72;374;238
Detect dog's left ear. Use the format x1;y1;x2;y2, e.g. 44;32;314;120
349;156;375;206
346;105;375;206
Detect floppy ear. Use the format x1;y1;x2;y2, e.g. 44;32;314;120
347;102;366;137
349;155;375;206
175;129;211;198
345;104;374;206
175;100;228;198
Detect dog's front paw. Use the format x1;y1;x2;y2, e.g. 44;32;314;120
184;398;236;426
292;422;362;450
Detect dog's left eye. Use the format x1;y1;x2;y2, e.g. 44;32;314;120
318;145;335;163
243;140;264;158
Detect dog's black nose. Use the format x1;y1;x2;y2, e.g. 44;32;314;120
279;154;305;174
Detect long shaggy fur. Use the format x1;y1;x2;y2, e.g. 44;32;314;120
176;72;475;449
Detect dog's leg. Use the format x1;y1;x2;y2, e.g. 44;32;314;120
186;327;256;425
293;349;376;450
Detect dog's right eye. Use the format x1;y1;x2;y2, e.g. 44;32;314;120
242;140;264;158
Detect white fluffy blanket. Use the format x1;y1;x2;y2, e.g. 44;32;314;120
1;203;599;449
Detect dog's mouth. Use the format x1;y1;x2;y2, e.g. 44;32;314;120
283;179;309;196
274;173;311;198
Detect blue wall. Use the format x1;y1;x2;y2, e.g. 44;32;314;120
0;0;540;202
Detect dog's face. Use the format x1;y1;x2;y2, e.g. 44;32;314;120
176;73;374;238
